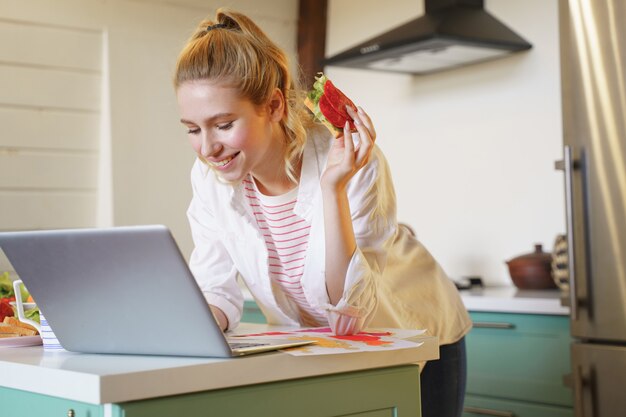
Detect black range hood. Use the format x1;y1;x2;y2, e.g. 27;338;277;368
324;0;532;75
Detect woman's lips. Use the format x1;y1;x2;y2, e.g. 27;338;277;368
208;152;240;169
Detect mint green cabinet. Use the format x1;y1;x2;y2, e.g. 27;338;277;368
119;365;420;417
1;366;421;417
0;386;103;417
463;311;573;417
464;394;573;417
243;299;266;323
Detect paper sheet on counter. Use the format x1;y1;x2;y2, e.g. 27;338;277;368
231;327;426;356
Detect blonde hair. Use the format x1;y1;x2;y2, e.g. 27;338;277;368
174;8;309;183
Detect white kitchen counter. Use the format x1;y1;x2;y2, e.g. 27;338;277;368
241;280;569;316
0;323;438;405
460;286;569;315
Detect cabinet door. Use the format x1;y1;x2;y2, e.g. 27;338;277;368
119;365;421;417
571;342;626;417
0;385;103;417
464;394;573;417
242;300;266;323
466;312;572;406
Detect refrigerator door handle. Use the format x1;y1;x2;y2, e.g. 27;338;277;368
472;321;516;329
574;364;585;417
557;145;579;320
574;364;597;417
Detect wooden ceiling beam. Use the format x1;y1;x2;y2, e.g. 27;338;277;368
297;0;328;88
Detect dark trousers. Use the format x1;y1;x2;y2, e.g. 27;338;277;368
420;337;467;417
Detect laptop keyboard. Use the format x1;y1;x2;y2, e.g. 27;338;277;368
229;341;267;349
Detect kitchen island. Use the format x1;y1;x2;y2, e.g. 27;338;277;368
0;323;438;417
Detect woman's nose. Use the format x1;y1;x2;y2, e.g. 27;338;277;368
200;136;221;158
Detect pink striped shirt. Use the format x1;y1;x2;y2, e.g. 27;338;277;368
244;177;327;327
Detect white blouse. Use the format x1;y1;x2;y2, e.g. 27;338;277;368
187;124;472;343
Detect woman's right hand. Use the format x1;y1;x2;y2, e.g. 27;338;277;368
320;106;377;192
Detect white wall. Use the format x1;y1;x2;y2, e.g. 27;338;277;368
0;15;103;230
1;0;565;286
0;0;298;258
326;0;565;285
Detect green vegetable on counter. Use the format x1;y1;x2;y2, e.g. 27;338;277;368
1;271;39;323
23;306;40;324
0;271;30;300
0;271;12;298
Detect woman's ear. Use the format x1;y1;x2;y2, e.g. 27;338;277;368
268;88;285;122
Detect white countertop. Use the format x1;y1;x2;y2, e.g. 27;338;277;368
460;286;569;315
242;281;569;316
0;323;438;405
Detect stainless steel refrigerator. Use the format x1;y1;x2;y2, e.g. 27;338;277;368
558;0;626;416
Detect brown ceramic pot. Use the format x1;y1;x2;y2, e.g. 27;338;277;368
506;244;557;290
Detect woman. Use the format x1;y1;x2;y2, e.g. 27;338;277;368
174;8;471;417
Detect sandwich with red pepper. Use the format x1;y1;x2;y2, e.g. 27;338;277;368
304;73;358;138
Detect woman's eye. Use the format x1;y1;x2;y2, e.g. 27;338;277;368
187;127;200;135
217;122;233;131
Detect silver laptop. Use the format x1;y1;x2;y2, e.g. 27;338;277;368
0;225;312;357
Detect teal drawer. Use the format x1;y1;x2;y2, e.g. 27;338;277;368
466;312;572;407
242;299;266;324
463;394;573;417
0;386;103;417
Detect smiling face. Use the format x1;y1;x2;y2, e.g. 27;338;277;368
177;80;287;187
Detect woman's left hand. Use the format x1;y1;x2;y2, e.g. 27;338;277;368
321;106;377;190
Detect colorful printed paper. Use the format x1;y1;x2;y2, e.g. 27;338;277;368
231;327;426;356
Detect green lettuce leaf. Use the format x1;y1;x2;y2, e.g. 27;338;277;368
24;306;40;324
306;73;328;123
307;73;327;103
9;305;40;324
0;271;12;298
18;282;29;301
0;271;30;301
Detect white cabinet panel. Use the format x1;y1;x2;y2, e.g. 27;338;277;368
0;107;99;150
0;20;102;71
0;66;100;111
0;17;102;230
0;150;98;189
0;190;97;230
